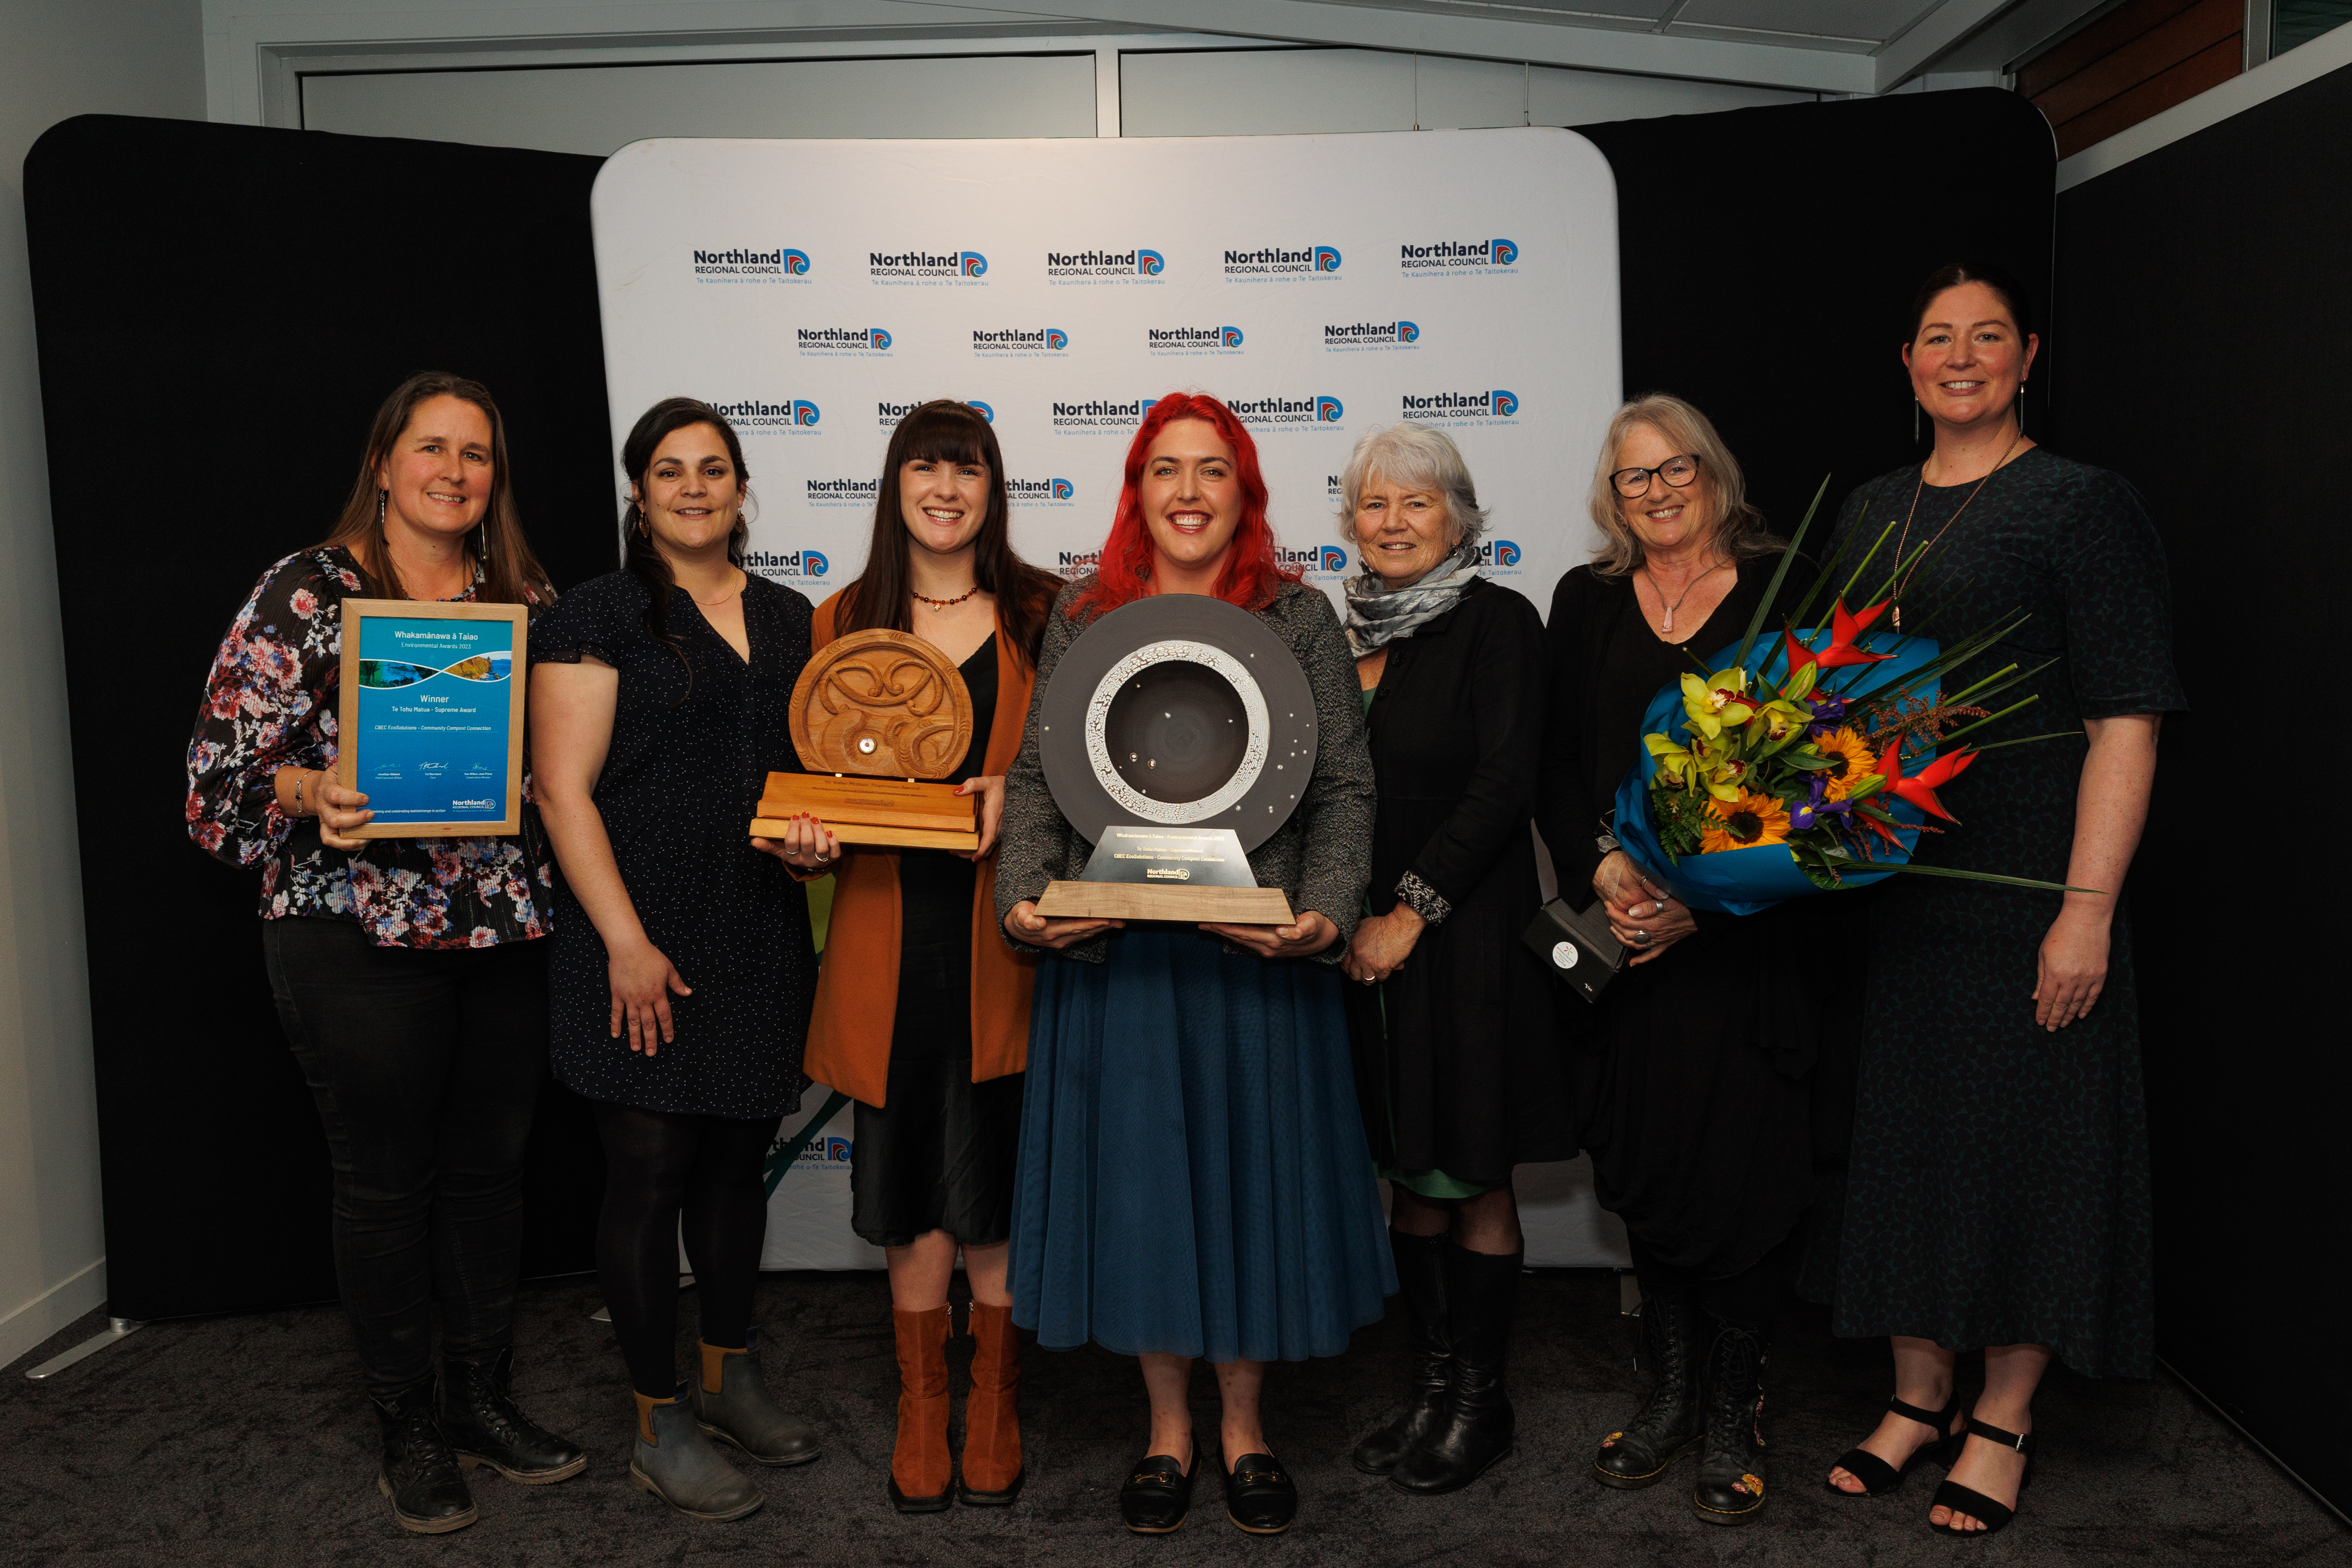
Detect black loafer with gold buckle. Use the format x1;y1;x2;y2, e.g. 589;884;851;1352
1224;1450;1298;1535
1120;1449;1198;1534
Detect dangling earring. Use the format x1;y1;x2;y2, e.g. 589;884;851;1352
2016;380;2027;437
376;489;388;525
1913;399;1921;444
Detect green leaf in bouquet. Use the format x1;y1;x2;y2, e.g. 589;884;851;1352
1786;516;1874;635
1777;749;1840;771
1734;473;1830;678
1959;729;2079;755
1878;861;2107;895
1932;694;2042;748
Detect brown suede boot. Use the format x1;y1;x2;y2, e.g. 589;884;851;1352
889;1305;953;1513
957;1301;1025;1505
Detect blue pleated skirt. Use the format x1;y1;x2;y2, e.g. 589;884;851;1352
1008;928;1396;1363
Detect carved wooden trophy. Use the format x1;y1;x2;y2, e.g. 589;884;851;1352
749;628;981;851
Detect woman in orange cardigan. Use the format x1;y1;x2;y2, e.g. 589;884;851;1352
760;401;1060;1513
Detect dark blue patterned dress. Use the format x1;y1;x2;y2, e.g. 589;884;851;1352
1824;447;2187;1378
529;571;816;1121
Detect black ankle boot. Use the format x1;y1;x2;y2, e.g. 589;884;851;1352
439;1349;589;1484
1691;1319;1769;1525
1592;1278;1705;1489
1390;1244;1518;1494
372;1381;477;1534
1352;1230;1449;1476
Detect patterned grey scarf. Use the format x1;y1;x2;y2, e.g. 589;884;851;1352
1344;543;1482;655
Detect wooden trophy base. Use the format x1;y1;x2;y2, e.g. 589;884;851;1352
1034;880;1296;924
751;772;979;852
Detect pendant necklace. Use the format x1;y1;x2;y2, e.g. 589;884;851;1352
1643;556;1727;636
911;583;980;610
1890;429;2021;630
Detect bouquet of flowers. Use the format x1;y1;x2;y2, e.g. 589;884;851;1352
1611;483;2081;916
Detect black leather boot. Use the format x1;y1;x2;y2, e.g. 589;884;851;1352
1352;1230;1450;1476
439;1350;589;1484
1390;1244;1518;1494
1592;1276;1706;1488
1691;1320;1769;1525
372;1381;477;1534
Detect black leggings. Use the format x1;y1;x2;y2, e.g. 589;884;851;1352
263;916;548;1398
593;1102;780;1398
1631;1231;1801;1331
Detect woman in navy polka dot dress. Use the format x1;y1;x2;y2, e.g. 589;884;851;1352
532;398;818;1522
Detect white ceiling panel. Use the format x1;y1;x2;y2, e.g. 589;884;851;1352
1671;0;1943;43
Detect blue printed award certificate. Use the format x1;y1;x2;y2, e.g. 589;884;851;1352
337;599;528;837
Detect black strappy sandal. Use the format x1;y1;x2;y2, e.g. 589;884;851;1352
1825;1394;1962;1498
1929;1416;2035;1536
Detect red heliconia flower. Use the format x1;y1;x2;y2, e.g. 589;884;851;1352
1884;742;1978;821
1785;598;1896;672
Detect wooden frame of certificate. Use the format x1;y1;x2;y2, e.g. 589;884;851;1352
336;598;528;839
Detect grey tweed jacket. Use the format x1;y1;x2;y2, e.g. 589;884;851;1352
994;576;1375;965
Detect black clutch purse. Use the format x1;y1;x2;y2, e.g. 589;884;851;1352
1521;896;1626;1004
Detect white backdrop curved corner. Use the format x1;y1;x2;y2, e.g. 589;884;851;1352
591;127;1629;1270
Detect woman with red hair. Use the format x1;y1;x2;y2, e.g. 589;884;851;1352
995;395;1391;1535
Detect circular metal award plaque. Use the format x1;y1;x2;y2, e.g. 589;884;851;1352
1037;595;1318;852
789;628;974;779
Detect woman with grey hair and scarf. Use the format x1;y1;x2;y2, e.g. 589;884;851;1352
1337;424;1567;1495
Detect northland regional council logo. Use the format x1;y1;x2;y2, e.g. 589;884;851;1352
693;245;810;282
804;476;881;508
1224;243;1342;281
1008;477;1077;507
1050;397;1154;433
973;326;1069;355
711;397;819;430
1046;247;1165;282
1276;544;1353;578
869;247;988;283
1147;324;1244;357
1325;319;1419;351
1227;392;1345;430
798;326;890;356
1476;538;1523;571
746;548;829;582
1400;388;1518;425
1400;236;1518;276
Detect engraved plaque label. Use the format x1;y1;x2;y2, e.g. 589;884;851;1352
1078;825;1259;889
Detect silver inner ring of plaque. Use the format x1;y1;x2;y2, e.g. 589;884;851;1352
1084;639;1270;824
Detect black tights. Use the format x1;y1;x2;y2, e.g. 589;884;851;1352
593;1102;780;1399
1630;1231;1800;1330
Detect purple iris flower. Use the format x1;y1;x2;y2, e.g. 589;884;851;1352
1789;774;1852;832
1803;693;1849;739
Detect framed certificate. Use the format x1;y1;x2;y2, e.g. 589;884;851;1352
336;598;528;838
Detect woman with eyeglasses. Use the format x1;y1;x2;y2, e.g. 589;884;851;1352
1819;263;2182;1537
1536;393;1854;1526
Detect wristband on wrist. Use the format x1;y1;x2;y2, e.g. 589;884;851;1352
294;771;309;815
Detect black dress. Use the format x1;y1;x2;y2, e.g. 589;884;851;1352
850;636;1023;1249
530;571;816;1121
1343;577;1570;1190
1823;447;2186;1378
1538;559;1860;1279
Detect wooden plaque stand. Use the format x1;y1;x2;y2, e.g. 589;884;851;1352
1034;880;1294;924
752;773;978;852
751;628;981;851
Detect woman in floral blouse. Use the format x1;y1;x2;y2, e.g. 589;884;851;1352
186;372;584;1536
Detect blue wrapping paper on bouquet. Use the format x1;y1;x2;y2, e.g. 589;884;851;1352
1610;631;1941;916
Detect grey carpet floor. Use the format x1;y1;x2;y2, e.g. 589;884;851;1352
1;1269;2342;1568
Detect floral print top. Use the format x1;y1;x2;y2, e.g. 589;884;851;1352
186;545;554;949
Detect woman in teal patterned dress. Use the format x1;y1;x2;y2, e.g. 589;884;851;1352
1821;264;2186;1535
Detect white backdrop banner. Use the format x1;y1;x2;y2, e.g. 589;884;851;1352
593;127;1629;1270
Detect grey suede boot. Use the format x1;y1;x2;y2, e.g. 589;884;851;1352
690;1332;822;1468
630;1387;764;1521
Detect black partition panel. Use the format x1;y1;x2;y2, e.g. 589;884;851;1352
1576;87;2055;540
2048;73;2345;1511
25;116;618;1320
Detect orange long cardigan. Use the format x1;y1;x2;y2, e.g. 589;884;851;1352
797;592;1041;1108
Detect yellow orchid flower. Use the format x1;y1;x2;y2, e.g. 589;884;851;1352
1678;668;1755;740
1645;732;1700;790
